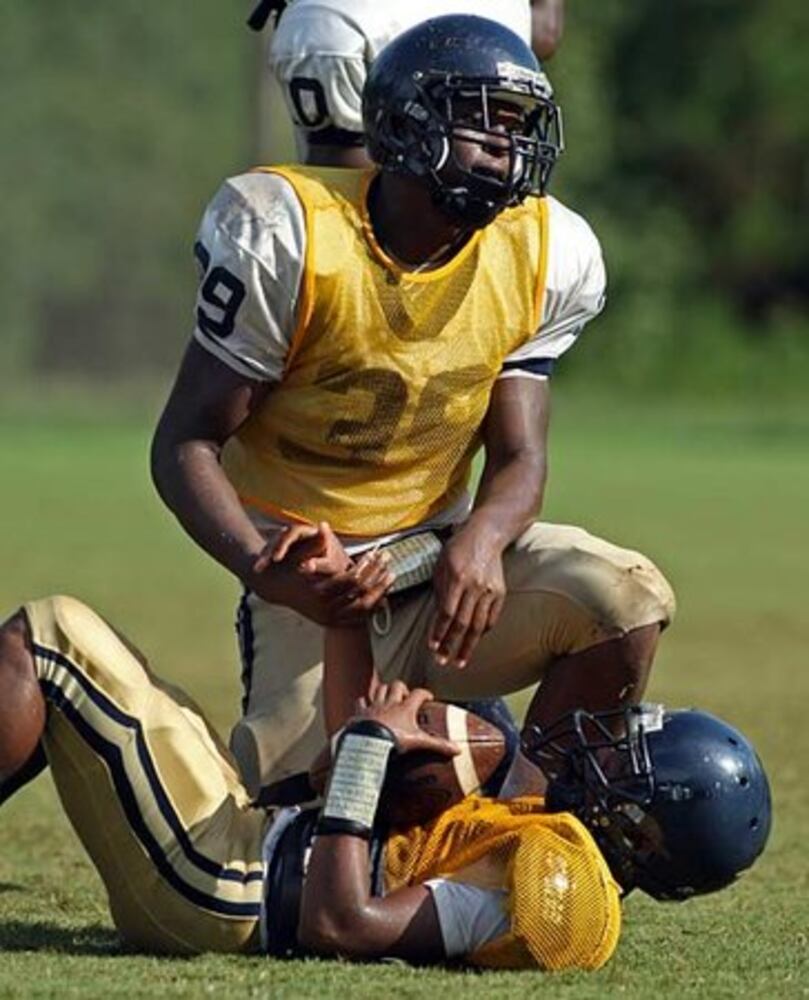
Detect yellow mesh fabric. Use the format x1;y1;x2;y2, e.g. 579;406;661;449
385;796;621;971
223;166;548;536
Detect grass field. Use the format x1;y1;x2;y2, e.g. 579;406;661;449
0;388;807;998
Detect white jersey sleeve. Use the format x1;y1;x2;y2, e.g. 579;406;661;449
426;878;510;958
499;197;607;381
270;0;532;144
192;172;306;382
270;3;368;139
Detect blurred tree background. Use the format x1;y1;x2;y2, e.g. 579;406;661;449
1;0;807;396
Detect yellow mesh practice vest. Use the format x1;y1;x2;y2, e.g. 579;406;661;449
223;166;549;536
384;796;621;971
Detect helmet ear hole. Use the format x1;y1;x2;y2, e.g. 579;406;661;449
399;127;449;177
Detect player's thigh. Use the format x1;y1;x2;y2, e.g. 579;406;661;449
502;522;675;636
370;522;675;698
26;596;266;954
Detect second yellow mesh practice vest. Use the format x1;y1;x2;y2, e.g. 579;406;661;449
223;166;549;536
384;795;621;971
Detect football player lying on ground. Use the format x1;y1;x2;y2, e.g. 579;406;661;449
0;596;770;966
252;0;565;166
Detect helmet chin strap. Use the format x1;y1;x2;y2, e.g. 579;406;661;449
432;184;502;228
428;162;513;228
426;136;525;229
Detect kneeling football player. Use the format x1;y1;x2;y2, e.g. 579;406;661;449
0;596;770;966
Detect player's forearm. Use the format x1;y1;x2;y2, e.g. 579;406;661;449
323;626;376;735
300;832;440;961
151;433;265;579
299;835;382;956
469;376;549;551
531;0;565;60
467;446;547;552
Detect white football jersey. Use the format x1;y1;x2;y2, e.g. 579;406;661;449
269;0;533;143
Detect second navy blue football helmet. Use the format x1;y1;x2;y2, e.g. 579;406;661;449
524;704;772;901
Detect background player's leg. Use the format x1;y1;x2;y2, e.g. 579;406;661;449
0;610;46;803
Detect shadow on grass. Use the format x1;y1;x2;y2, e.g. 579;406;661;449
0;920;121;955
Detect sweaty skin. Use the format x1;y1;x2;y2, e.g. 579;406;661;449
268;521;389;733
429;376;549;668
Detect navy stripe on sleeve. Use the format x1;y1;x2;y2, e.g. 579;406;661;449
500;357;556;378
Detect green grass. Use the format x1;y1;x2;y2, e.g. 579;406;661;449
0;389;807;997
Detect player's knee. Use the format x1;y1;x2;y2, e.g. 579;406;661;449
569;529;676;633
518;523;677;637
617;553;676;632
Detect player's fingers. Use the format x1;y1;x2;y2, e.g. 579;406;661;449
434;591;477;666
406;686;434;710
328;571;393;619
387;679;410;704
271;524;319;562
349;557;388;594
301;553;345;575
417;734;460;758
251;542;276;575
486;593;505;632
351;577;395;612
367;673;384;701
370;683;389;706
428;583;463;652
354;553;391;589
354;548;384;574
268;526;296;562
454;593;495;668
318;521;336;545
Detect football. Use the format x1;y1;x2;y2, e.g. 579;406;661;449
310;701;507;829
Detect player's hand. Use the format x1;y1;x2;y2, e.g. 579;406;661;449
353;682;459;759
254;521;351;576
428;527;506;669
251;523;394;626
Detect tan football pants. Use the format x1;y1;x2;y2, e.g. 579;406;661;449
25;596;268;954
230;522;676;795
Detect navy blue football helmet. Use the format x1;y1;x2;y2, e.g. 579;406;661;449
524;704;772;901
362;15;563;227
